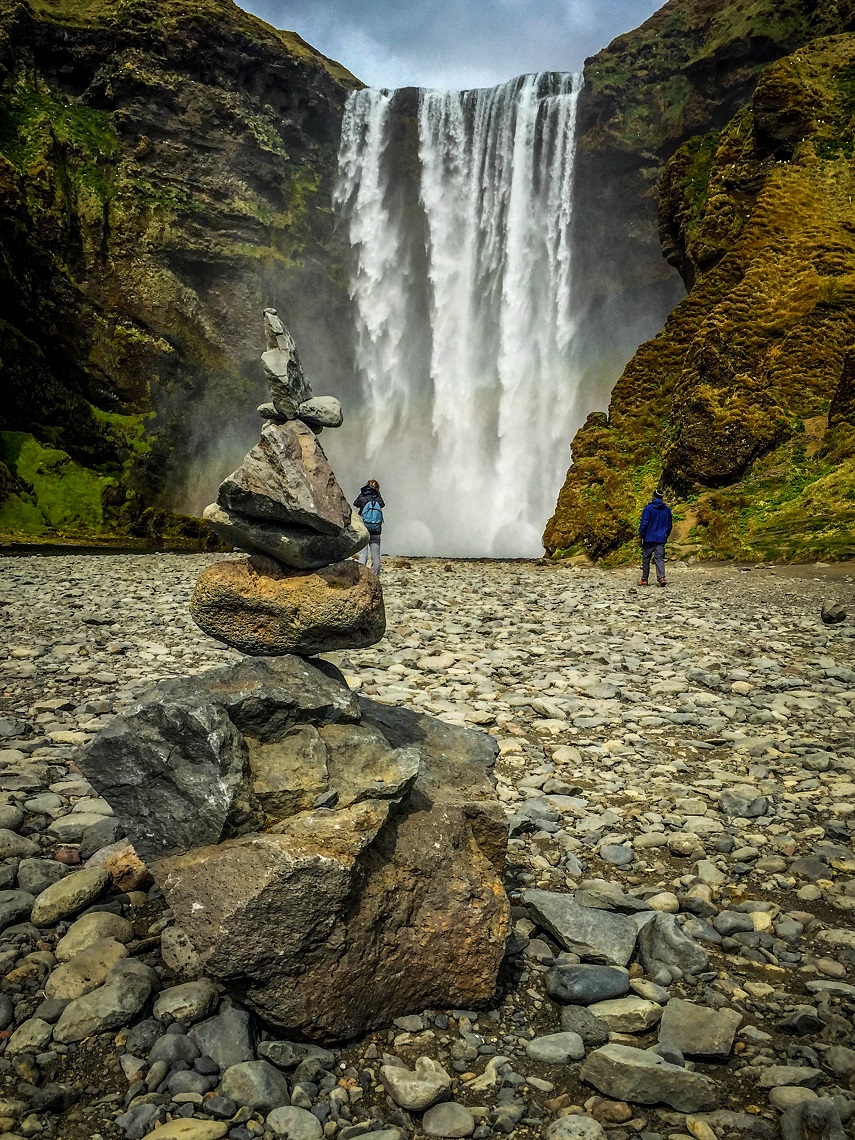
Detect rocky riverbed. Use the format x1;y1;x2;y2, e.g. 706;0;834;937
0;553;853;1140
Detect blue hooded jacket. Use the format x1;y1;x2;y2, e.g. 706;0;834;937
639;497;673;545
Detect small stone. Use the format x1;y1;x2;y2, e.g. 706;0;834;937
219;1060;289;1113
0;890;34;932
658;999;741;1058
546;964;630;1005
189;1006;255;1071
381;1056;452;1111
560;1006;611;1046
143;1123;228;1140
587;997;662;1034
53;969;153;1043
758;1066;823;1089
54;912;134;961
422;1101;476;1138
30;868;110;926
5;1017;53;1055
527;1032;586;1064
523;890;637;966
581;1044;719;1112
153;980;219;1027
767;1088;818;1111
0;830;39;859
44;937;128;1000
546;1118;606;1140
266;1106;324;1139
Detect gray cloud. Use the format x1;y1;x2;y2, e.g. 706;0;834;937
239;0;663;89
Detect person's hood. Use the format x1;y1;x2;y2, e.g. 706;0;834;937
650;498;668;509
360;484;377;495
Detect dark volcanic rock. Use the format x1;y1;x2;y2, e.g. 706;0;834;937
79;697;251;863
546;964;631;1005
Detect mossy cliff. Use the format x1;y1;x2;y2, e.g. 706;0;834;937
546;29;855;564
0;0;359;545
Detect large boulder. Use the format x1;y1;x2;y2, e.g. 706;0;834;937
78;699;251;864
81;659;510;1041
189;556;385;656
218;420;350;535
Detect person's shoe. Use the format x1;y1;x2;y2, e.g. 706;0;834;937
637;578;648;586
657;577;667;587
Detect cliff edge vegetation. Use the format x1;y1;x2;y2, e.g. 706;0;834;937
0;0;359;546
546;22;855;565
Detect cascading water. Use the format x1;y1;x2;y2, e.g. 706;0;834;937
333;72;587;557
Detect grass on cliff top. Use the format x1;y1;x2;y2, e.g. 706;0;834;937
26;0;359;87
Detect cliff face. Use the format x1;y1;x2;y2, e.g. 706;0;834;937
0;0;359;544
546;4;855;564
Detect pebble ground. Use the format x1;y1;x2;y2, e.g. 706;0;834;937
0;552;853;1140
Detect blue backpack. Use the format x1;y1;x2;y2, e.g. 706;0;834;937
360;498;383;534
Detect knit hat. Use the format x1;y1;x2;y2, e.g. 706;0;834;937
653;490;664;499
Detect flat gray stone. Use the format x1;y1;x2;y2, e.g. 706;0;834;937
189;1006;255;1071
546;964;630;1005
581;1043;719;1111
757;1066;823;1089
658;998;741;1058
523;890;637;966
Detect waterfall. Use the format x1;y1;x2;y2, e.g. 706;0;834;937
333;72;584;558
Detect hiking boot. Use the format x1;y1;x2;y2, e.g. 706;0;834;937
658;577;667;587
637;579;648;586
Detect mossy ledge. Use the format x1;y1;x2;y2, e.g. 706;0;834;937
0;0;360;545
546;31;855;565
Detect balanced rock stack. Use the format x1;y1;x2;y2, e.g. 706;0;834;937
190;309;384;656
80;654;510;1041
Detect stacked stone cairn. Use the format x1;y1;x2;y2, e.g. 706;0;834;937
77;310;510;1045
190;308;384;657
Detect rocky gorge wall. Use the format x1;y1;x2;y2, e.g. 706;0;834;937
547;0;855;564
0;0;359;546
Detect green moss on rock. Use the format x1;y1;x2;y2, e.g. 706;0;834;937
0;0;360;544
546;32;855;565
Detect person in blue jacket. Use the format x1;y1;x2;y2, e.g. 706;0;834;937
354;479;384;576
638;489;673;586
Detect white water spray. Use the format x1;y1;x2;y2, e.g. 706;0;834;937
334;72;586;557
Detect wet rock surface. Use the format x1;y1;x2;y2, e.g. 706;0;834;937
0;554;852;1140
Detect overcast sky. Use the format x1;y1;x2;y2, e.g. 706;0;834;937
238;0;664;90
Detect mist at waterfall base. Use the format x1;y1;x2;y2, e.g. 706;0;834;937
328;72;610;560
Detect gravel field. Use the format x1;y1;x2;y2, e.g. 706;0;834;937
0;553;854;1140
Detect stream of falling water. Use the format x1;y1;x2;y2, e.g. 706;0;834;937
334;73;584;557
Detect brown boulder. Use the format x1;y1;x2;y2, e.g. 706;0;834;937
189;556;385;656
156;796;509;1041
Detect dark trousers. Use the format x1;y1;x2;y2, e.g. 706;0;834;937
641;542;666;581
